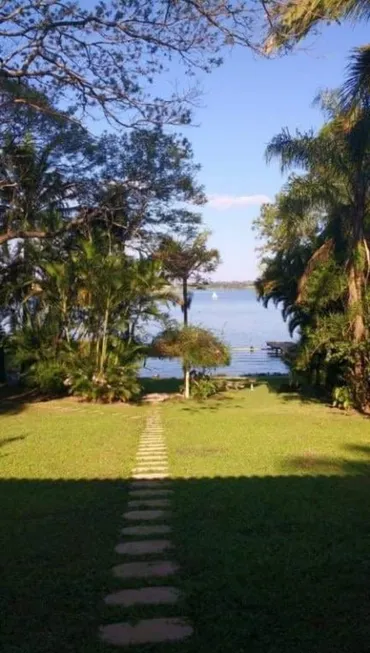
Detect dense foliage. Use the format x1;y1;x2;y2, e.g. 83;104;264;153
255;93;370;411
153;325;231;398
262;0;370;110
0;90;225;401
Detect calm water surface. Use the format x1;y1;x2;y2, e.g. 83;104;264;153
142;288;293;377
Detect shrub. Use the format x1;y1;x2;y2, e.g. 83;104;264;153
153;325;230;369
332;386;353;411
27;360;67;396
190;374;219;399
65;356;140;403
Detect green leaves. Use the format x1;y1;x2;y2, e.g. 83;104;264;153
256;86;370;409
153;325;230;370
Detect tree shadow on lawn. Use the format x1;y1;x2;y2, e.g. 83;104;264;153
285;443;370;476
2;448;370;653
0;385;53;415
0;434;28;458
264;376;328;407
181;395;245;412
140;377;182;395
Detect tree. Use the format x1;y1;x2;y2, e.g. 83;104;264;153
156;232;220;326
261;0;370;110
262;0;369;53
0;83;212;401
153;325;230;398
155;232;220;396
90;129;205;252
0;0;256;126
256;93;370;409
0;122;204;247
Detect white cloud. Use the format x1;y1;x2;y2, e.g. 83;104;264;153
208;194;271;210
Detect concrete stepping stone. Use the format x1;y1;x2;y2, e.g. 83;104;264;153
132;468;168;474
139;442;165;447
141;434;164;438
104;586;180;607
136;458;167;464
100;618;192;646
115;539;172;555
113;560;178;579
133;468;168;474
122;524;171;536
132;473;169;480
133;460;168;466
129;480;171;489
136;452;167;457
141;433;164;437
129;489;173;497
140;441;164;445
141;435;164;439
138;442;166;446
137;450;167;454
127;499;170;508
123;509;171;520
137;452;167;457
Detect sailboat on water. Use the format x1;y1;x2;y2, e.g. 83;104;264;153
212;291;218;300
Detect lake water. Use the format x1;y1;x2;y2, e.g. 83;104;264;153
141;288;293;377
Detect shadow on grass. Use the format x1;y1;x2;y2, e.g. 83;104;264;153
286;442;370;476
0;385;54;415
140;377;182;395
2;449;370;653
0;435;28;458
263;376;328;407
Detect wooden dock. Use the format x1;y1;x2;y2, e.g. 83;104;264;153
266;341;295;356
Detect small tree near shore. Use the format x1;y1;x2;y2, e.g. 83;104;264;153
156;232;220;326
153;325;230;399
155;232;220;394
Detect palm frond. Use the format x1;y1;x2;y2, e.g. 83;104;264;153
266;129;319;173
297;239;334;302
264;0;370;53
341;45;370;110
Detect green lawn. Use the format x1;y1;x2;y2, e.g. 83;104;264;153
162;384;370;653
1;385;370;652
0;398;146;653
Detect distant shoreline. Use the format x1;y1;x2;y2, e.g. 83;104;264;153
190;281;255;290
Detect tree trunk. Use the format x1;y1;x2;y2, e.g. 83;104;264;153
99;299;110;375
347;233;368;410
182;276;188;326
184;367;190;399
182;276;190;397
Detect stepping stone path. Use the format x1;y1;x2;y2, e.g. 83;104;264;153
99;409;193;647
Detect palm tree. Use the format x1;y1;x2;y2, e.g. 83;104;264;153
155;232;220;397
342;45;370;109
156;232;220;326
263;0;370;53
263;98;370;407
262;0;370;110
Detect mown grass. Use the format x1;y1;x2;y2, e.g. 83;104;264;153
2;384;370;653
0;398;146;653
161;383;370;653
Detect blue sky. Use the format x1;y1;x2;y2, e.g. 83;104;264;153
83;10;369;281
182;21;369;280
